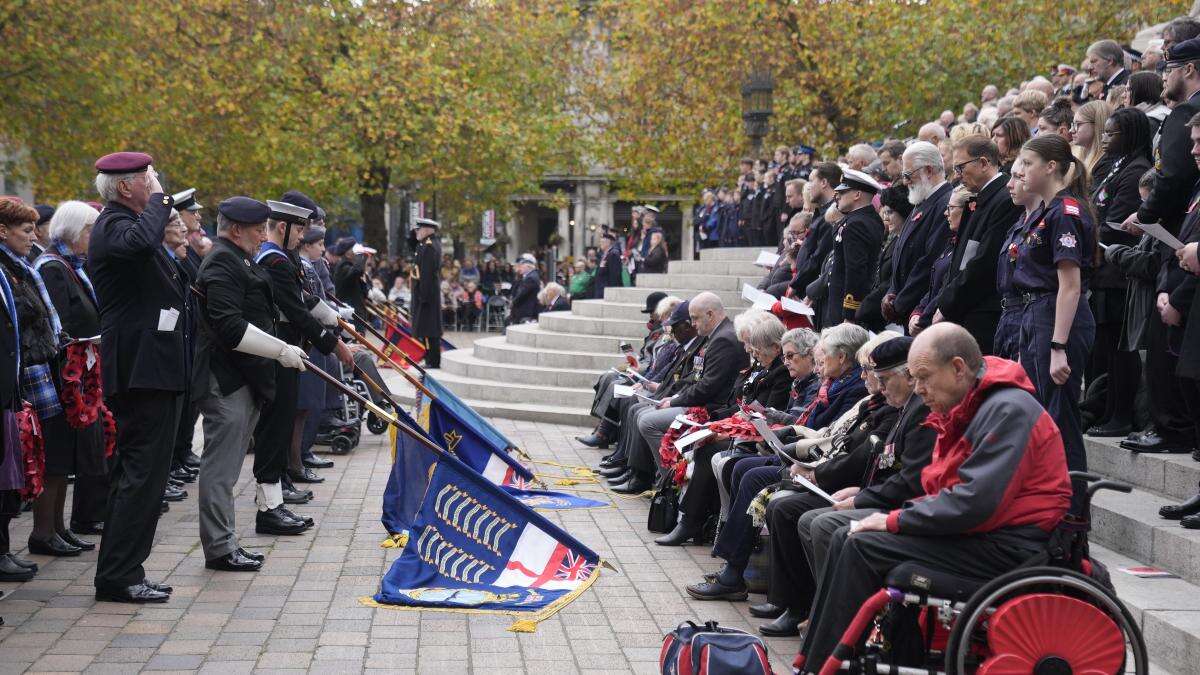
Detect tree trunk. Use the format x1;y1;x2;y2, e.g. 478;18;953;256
358;163;391;250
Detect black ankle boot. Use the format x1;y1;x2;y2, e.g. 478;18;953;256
654;519;702;546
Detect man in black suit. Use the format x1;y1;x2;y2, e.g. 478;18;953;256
1122;37;1200;453
820;169;885;328
169;188;205;476
635;292;749;477
30;204;53;263
507;253;541;324
592;231;623;300
884;142;953;330
409;218;442;368
1085;39;1129;97
934;137;1023;354
791;163;841;298
89;152;187;603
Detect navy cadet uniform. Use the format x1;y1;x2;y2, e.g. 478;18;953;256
89;152;189;602
1002;190;1096;505
409;218;442;368
169;188;203;479
508;253;542;324
822;170;885;328
252;192;338;532
993;203;1047;361
592;231;623;300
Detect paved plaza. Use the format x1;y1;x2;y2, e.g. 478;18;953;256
0;389;801;674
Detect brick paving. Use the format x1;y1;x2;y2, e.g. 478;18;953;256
0;378;801;673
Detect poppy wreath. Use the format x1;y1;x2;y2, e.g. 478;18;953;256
658;407;709;486
706;411;785;441
17;401;44;500
101;404;116;458
61;342;103;429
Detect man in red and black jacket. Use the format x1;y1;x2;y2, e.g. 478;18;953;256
796;323;1071;673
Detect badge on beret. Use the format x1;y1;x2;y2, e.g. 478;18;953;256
1059;233;1077;249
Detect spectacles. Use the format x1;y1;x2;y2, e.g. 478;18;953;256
952;157;982;175
783;351;809;361
1070;120;1089;132
900;169;918;182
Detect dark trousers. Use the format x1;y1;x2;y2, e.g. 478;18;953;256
799;528;1042;673
423;337;441;368
71;473;109;527
590;371;622;426
1179;377;1200;454
711;458;781;569
253;363;296;485
766;491;829;613
678;440;731;527
959;310;999;356
95;389;183;589
1146;317;1194;445
172;396;199;468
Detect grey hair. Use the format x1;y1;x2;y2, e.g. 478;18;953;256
856;330;902;365
48;200;99;245
544;282;564;297
1087;39;1125;66
655;295;682;320
846;143;877;165
781;327;818;356
818;322;870;363
216;213;235;233
735;310;785;351
94;172;140;202
904;140;945;173
918;122;948;141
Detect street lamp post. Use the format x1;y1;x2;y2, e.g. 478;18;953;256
741;70;774;158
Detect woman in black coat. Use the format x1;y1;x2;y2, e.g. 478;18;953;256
642;229;669;274
1086;108;1154;437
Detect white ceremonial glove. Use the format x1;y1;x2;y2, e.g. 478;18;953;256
337;304;355;320
233;324;307;371
310;299;339;327
352;243;377;256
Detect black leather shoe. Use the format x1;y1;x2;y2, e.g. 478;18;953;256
256;507;308;535
685;579;748;601
170;468;196;483
575;433;610;449
163;484;188;502
1194;448;1200;463
759;608;804;637
302;453;334;469
160;500;170;514
95;583;169;603
0;555;35;581
1183;513;1200;530
606;470;633;486
238;547;265;562
599;465;627;478
143;579;173;594
1086;421;1132;437
282;486;312;504
654;521;702;546
182;452;201;469
70;520;103;535
288;467;325;484
4;553;36;571
58;530;95;551
1121;431;1193;454
167;477;184;488
28;534;82;557
206;550;263;572
749;602;783;619
180;464;199;477
611;476;652;495
278;506;314;528
1160;493;1200;520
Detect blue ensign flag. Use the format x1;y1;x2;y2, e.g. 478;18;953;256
380;406;438;535
418;371;514;453
423;393;534;487
371;450;601;627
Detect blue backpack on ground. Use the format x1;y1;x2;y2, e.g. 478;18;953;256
660;620;773;675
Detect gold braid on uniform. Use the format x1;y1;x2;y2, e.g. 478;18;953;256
843;294;862;310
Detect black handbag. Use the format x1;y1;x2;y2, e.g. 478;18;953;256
647;473;679;533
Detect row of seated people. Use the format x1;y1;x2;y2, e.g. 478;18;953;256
578;292;1072;672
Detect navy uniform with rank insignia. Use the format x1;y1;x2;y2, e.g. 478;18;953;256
410;217;442;368
1002;184;1096;508
192;197;300;572
823;169;885;328
88;151;188;603
252;192;348;534
168;188;205;481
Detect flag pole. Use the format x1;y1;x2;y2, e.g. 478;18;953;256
338;318;435;399
349;312;428;376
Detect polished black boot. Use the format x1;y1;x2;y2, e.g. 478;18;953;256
759;608;805;637
599;464;627;479
1160;493;1200;520
606;469;633;486
654;519;702;546
576;433;610;449
749;602;783;619
611;473;652;494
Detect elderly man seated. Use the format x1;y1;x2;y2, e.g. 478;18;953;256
795;323;1072;674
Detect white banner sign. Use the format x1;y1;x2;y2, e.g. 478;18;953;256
481;210;496;245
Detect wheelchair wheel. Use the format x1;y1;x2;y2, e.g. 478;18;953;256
329;435;354;455
945;566;1147;674
366;412;388;435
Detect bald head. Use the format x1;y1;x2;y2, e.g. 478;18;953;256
688;291;727;337
908;323;983;414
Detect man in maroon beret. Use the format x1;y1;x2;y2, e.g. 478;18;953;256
89;151;190;604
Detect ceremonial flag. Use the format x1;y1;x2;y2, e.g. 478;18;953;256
381;322;426;368
504;487;608;511
368;449;602;630
420;390;534;487
380;405;438;536
418;371;514;454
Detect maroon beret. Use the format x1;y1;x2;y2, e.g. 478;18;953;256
94;151;153;174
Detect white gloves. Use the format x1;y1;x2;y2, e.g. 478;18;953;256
310;299;339;327
337;304;355;321
351;243;377;256
234;324;307;371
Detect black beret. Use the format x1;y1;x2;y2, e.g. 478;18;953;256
217;196;270;225
280;190;319;215
642;291;668;314
870;336;914;372
1166;37;1200;66
314;205;326;221
331;237;357;256
94;151;153;174
34;204;54;226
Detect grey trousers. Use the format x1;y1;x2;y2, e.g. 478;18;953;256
198;381;262;560
799;507;882;578
636;405;685;472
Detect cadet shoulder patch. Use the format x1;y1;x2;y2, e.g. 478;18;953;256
1062;198;1080;216
1059;233;1077;249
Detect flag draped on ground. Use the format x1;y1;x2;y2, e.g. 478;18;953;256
416;382;534;488
367;447;603;631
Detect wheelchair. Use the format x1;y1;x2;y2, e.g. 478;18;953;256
811;471;1148;675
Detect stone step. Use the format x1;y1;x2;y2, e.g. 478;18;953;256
698;246;772;261
1092;543;1198;675
1091;483;1200;588
385;375;594;428
606;286;747;308
441;347;604;389
473;335;626;370
1085;436;1199;503
668;260;767;277
505;322;628;353
635;272;762;292
390;366;594;409
572;299;653;321
537;311;649;338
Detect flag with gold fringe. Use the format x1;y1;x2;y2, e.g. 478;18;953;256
365;448;602;631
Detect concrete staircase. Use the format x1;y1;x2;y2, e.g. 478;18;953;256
379;245;1200;674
